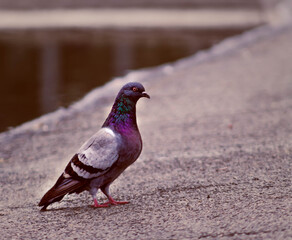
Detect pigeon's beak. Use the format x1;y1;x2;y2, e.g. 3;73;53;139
142;92;150;99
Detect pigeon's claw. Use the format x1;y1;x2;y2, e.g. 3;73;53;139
92;198;110;208
105;196;130;205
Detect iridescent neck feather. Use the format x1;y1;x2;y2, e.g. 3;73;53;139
102;94;138;133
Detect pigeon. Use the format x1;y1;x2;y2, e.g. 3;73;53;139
38;82;150;210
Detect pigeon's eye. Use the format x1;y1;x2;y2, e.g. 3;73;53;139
132;87;138;92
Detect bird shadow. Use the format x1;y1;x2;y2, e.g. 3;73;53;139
39;203;127;212
39;205;92;212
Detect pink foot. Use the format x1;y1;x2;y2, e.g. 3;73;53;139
105;197;130;206
92;198;109;208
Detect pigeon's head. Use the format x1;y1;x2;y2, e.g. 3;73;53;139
104;82;150;127
119;82;150;102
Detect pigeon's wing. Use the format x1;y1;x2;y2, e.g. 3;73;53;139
38;173;87;210
38;127;119;210
65;127;120;179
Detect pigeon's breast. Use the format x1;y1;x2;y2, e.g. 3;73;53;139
117;129;142;167
90;130;142;188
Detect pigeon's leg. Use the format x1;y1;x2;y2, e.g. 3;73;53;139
101;184;129;205
93;198;109;208
90;188;109;208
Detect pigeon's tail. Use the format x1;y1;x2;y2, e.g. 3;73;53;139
38;174;87;211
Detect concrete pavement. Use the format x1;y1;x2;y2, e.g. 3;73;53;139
0;22;292;240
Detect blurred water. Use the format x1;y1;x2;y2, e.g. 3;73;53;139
0;28;247;132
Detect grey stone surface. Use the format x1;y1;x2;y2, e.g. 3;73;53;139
0;9;265;30
0;23;292;239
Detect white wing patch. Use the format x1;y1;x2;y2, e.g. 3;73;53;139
74;127;120;179
71;163;91;179
71;162;111;179
104;127;115;137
